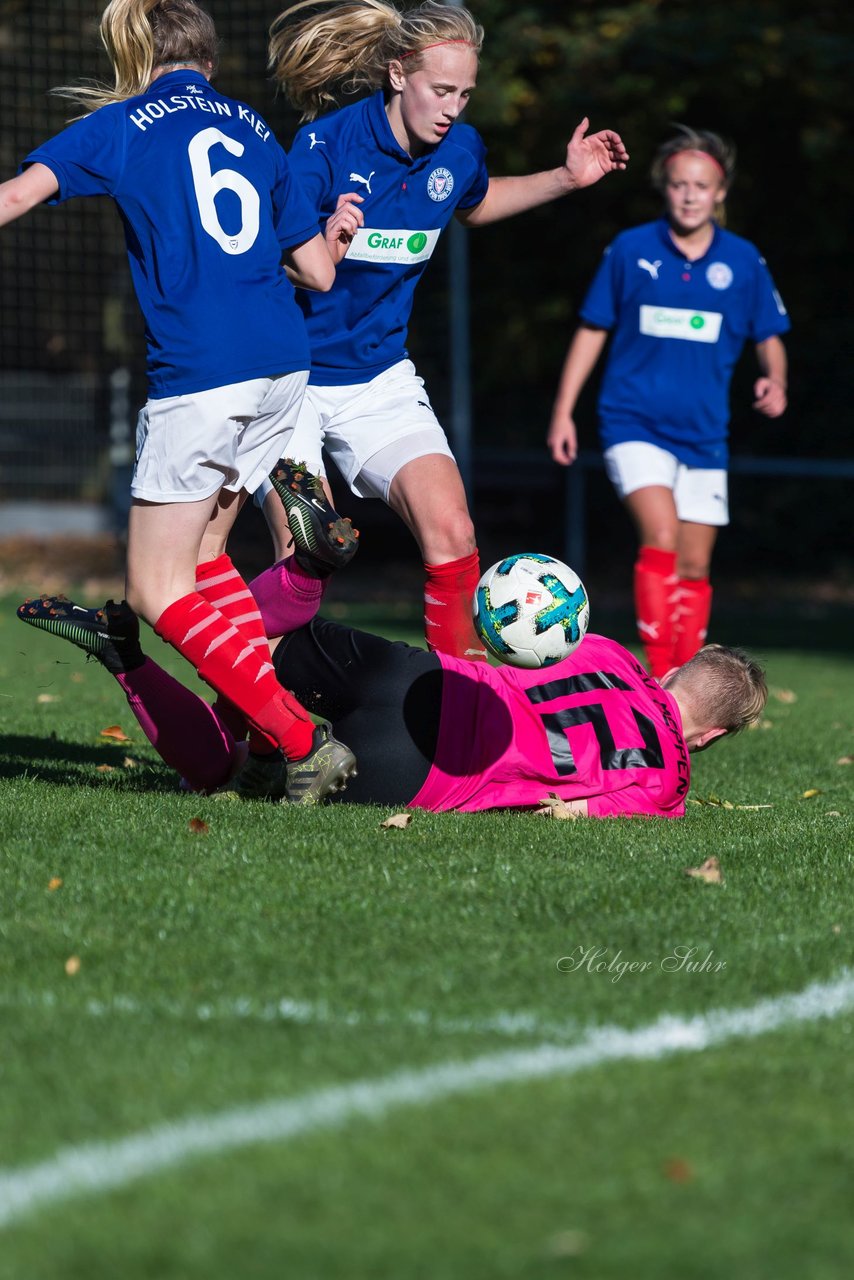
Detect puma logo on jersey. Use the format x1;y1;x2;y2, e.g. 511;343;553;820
308;132;325;149
637;619;660;639
349;170;375;194
638;258;662;279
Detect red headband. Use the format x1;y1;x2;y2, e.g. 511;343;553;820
400;40;475;59
666;149;727;181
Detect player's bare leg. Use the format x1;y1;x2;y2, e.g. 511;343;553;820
388;454;486;659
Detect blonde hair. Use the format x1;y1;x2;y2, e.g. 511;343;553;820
651;125;736;226
667;644;767;736
269;0;483;120
55;0;218;113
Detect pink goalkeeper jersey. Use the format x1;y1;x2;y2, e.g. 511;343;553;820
409;634;690;818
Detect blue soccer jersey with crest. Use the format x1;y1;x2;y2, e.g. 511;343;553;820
287;90;490;386
25;70;319;397
580;219;790;467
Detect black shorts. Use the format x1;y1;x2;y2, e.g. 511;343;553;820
273;617;442;805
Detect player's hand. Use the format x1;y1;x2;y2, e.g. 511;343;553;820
547;411;578;465
562;119;629;191
753;376;787;418
325;192;364;263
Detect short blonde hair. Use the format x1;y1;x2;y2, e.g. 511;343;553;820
269;0;484;120
667;644;767;736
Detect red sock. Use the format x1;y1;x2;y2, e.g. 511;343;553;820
673;577;713;667
153;592;314;760
423;551;487;660
196;554;272;753
634;546;679;678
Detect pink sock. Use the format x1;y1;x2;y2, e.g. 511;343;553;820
249;555;325;638
115;657;239;792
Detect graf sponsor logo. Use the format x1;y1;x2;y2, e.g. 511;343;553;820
639;304;722;343
347;227;440;264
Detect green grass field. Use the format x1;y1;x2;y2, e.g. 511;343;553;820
1;587;853;1279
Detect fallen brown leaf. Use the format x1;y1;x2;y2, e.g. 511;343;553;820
122;756;139;769
47;877;63;891
802;788;823;799
836;756;854;766
663;1157;695;1184
188;818;209;835
95;764;114;774
64;955;81;976
771;688;797;704
684;856;724;885
100;725;131;742
37;693;59;704
381;813;412;829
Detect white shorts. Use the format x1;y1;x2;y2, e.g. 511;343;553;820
603;441;729;526
132;371;308;503
254;359;454;506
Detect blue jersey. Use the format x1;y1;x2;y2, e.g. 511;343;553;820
580;219;790;467
26;70;319;397
288;91;490;385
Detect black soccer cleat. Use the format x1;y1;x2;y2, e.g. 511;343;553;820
284;721;358;805
226;749;289;801
269;458;359;577
16;595;144;676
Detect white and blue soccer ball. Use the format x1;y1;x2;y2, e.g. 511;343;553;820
473;553;590;669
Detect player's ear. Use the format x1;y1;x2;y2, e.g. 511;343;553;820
690;726;727;753
388;59;406;92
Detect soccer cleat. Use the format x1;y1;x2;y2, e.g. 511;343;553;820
16;595;143;675
226;750;289;801
269;458;359;576
284;721;357;805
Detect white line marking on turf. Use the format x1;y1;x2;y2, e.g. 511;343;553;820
2;969;853;1231
1;989;580;1040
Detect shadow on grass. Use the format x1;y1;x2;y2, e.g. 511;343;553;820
0;734;177;792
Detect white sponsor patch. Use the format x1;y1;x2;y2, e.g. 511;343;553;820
639;305;722;343
347;227;440;264
706;261;733;290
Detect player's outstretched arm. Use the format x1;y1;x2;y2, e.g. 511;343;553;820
0;163;59;229
456;119;628;227
753;335;788;418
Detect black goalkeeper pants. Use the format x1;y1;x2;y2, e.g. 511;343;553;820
273;617;443;805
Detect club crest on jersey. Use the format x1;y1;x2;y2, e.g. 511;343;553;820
427;167;454;201
706;262;733;290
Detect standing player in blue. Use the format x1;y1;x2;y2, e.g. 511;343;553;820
248;0;629;662
1;0;363;802
547;126;790;678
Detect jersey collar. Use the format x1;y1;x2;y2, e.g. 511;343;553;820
145;68;210;96
657;216;720;262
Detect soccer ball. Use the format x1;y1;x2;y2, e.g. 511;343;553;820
473;552;590;669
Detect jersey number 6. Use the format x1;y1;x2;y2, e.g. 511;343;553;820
188;127;260;256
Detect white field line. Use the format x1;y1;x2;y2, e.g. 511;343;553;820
1;970;853;1231
0;989;580;1041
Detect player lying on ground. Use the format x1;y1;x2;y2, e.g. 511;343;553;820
18;580;767;818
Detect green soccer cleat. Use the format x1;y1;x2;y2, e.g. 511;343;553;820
17;595;143;675
285;721;357;805
269;458;359;576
